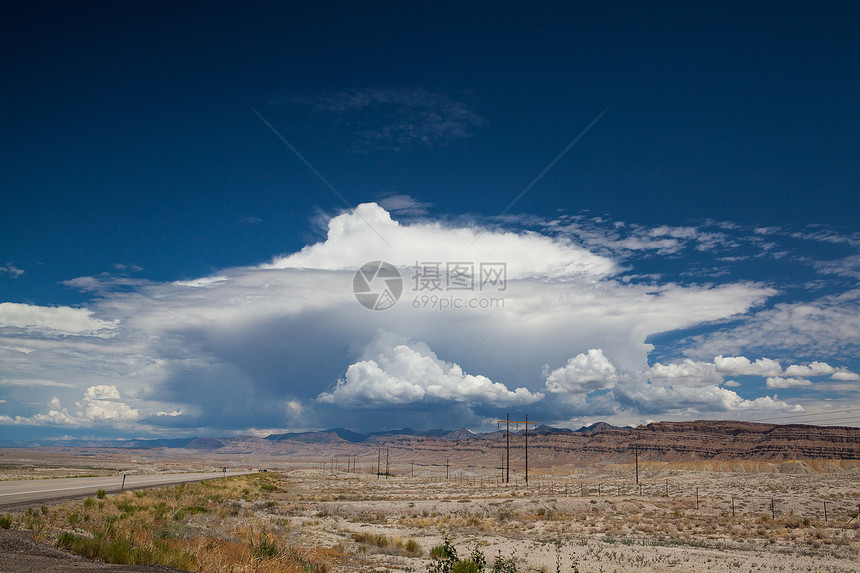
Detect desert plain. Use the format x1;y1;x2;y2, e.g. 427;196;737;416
1;440;859;573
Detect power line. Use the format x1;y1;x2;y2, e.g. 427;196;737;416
745;407;860;424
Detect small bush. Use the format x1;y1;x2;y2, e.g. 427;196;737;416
352;532;389;547
453;562;481;573
251;530;279;558
57;532;195;569
405;538;422;556
96;489;107;499
0;515;13;529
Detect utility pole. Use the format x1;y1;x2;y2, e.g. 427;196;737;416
445;456;449;480
505;413;509;483
634;444;639;484
524;413;529;484
497;413;537;484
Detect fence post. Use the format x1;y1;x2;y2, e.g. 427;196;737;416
695;488;699;510
731;496;735;518
823;500;827;522
771;498;775;521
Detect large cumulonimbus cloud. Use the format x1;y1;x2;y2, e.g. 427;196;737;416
1;203;858;435
318;332;543;408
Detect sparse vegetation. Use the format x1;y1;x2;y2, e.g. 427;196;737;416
2;461;859;572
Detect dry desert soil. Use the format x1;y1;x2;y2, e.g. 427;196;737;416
1;450;859;573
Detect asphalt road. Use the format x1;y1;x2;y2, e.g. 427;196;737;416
0;471;252;508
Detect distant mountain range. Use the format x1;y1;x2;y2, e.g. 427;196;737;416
0;423;627;449
4;421;859;463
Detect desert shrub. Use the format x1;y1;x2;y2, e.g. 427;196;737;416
352;532;389;547
251;530;281;559
405;538;422;555
428;536;514;573
0;515;13;529
56;532;194;569
96;489;107;499
453;562;482;573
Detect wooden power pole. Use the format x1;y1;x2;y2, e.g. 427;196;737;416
497;413;537;483
634;444;639;484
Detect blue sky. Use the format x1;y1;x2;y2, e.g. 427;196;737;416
1;2;858;440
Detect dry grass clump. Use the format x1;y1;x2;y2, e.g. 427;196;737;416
351;531;422;556
14;473;341;572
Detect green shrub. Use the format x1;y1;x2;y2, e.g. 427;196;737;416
96;489;107;499
352;532;389;547
57;531;195;569
453;562;482;573
405;538;422;556
0;515;13;529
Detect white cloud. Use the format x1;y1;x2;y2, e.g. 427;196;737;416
0;302;117;335
766;377;813;389
0;264;24;278
264;202;618;279
83;385;122;400
544;349;618;393
1;386;138;426
616;379;802;414
723;380;741;387
0;378;74;388
5;205;853;434
784;361;836;377
318;334;543;408
78;387;139;422
683;290;860;359
714;355;783;377
832;370;860;381
378;194;431;215
813;255;860;280
646;359;723;387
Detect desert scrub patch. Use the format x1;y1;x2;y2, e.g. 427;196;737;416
57;531;196;569
352;531;390;547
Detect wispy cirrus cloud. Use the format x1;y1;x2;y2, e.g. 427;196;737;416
0;264;24;278
278;87;486;152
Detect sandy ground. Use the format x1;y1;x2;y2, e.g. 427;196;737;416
2;452;859;572
210;465;859;572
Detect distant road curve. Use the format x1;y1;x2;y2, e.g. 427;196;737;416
0;471;253;508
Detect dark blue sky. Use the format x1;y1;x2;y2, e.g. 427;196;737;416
4;2;858;301
1;2;858;438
